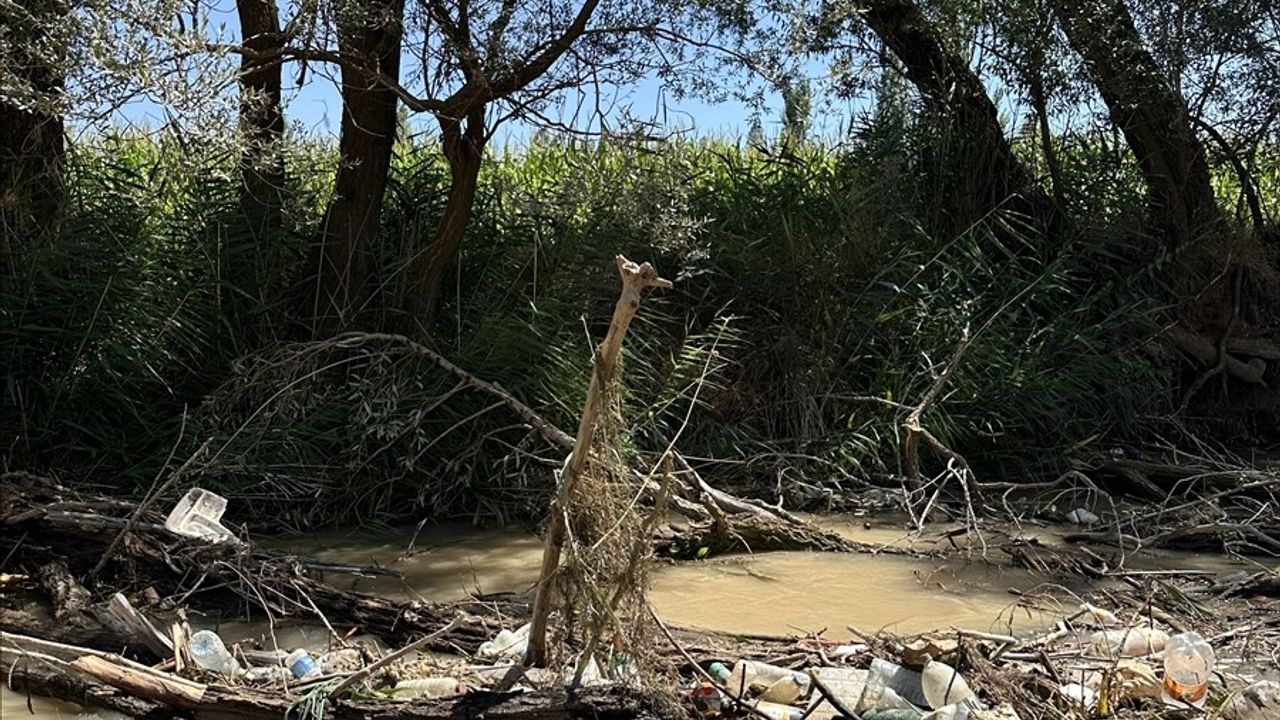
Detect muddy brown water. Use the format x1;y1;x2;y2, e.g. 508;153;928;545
2;517;1264;717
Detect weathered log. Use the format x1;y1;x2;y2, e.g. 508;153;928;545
1;644;672;720
2;653;177;720
654;514;933;559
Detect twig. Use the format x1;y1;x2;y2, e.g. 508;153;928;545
326;616;463;698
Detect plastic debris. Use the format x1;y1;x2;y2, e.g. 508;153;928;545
920;656;978;710
1162;631;1215;708
1089;627;1168;656
1222;679;1280;720
1065;508;1100;525
187;629;241;676
392;677;466;699
164;488;239;543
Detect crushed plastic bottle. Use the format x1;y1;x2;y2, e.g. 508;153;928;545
393;677;466;699
187;629;241;676
164;488;239;543
478;623;530;660
1162;631;1215;708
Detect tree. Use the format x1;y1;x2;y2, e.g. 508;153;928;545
235;0;286;244
307;0;406;328
780;76;811;147
1050;0;1221;248
814;0;1053;229
1;0;68;253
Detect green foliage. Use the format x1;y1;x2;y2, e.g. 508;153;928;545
2;125;1183;527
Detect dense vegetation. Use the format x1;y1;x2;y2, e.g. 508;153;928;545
2;0;1277;528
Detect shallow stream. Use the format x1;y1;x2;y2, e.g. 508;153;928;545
2;516;1264;717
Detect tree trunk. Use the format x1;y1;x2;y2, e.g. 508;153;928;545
411;109;487;326
235;0;285;244
1051;0;1221;247
0;0;66;261
860;0;1051;228
307;0;404;329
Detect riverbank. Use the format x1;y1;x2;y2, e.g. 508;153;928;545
2;475;1277;719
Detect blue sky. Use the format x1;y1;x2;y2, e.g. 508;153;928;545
105;0;885;146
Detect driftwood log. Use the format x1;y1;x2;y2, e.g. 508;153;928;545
1;646;670;720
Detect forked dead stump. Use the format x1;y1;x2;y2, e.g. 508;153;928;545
525;256;671;667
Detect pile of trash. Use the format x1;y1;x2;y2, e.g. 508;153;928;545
676;601;1278;720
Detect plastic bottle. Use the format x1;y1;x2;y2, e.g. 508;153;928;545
749;699;806;720
726;661;810;703
1090;628;1168;657
393;677;466;699
921;658;975;710
857;658;929;711
478;624;531;660
286;649;318;678
1162;632;1215;707
188;630;241;676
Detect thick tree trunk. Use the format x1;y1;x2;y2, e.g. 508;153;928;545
860;0;1051;228
1051;0;1221;247
0;0;66;260
411;109;486;325
307;0;404;329
235;0;285;244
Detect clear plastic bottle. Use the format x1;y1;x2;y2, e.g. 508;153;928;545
857;658;928;711
1162;632;1215;707
393;677;466;699
188;630;241;676
726;661;810;703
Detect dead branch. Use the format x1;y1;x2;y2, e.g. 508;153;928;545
526;255;671;667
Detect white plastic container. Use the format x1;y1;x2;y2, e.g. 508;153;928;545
393;677;465;699
921;658;976;710
1162;631;1215;707
188;629;241;676
165;488;239;543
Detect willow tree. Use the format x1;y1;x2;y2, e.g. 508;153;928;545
813;0;1054;230
1;0;68;249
